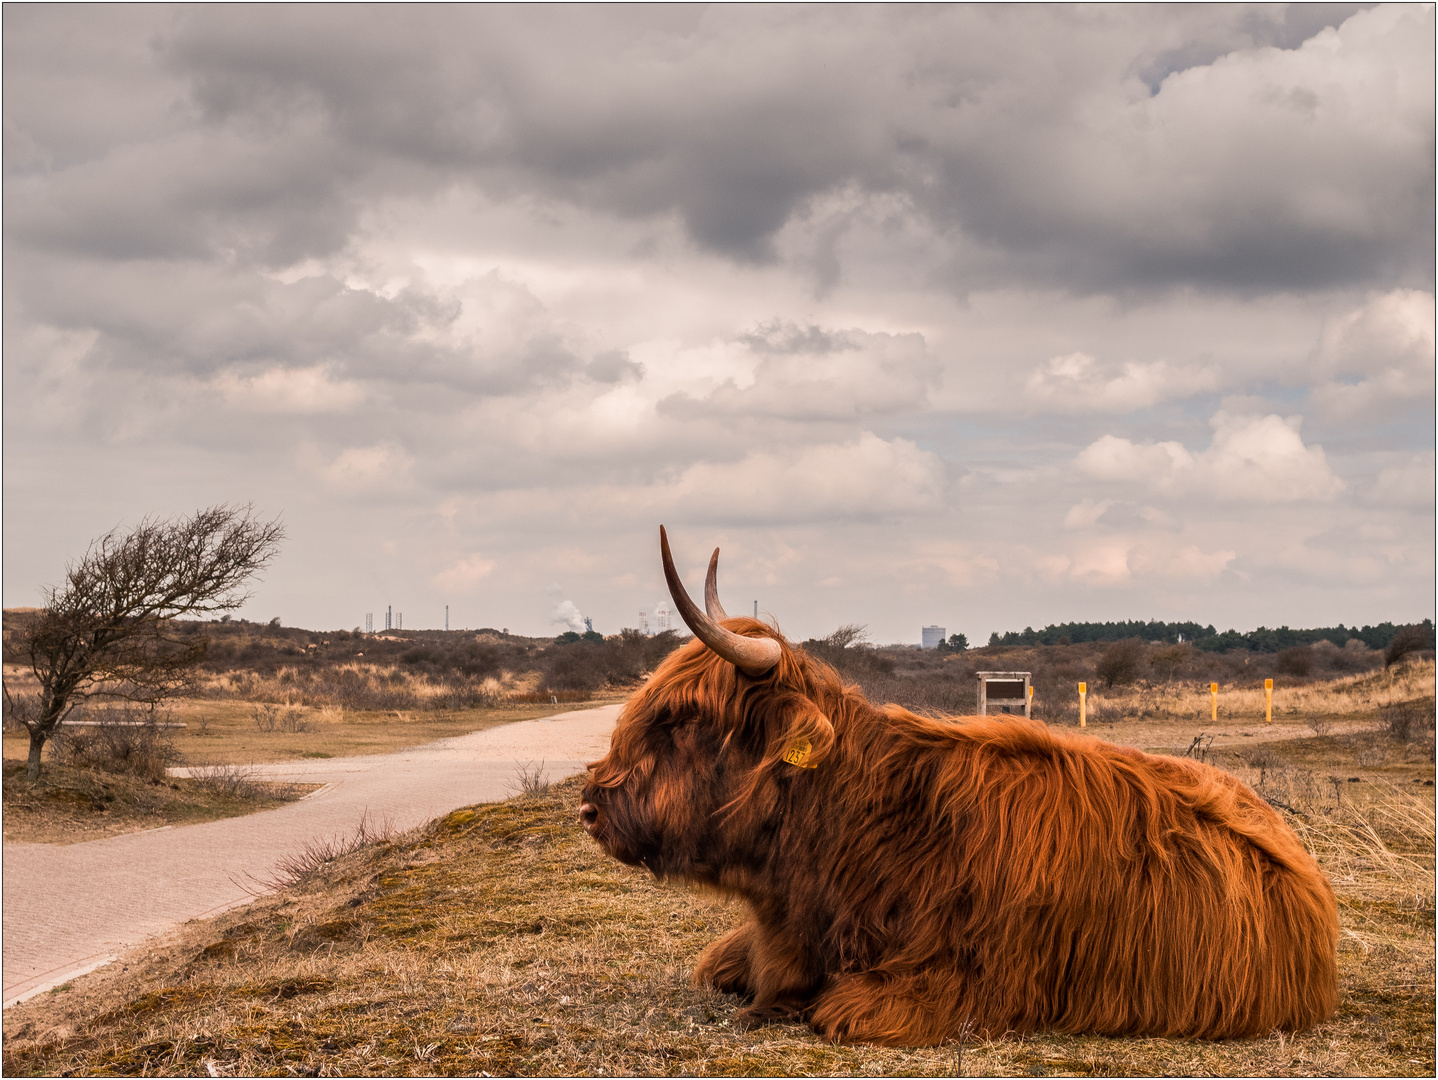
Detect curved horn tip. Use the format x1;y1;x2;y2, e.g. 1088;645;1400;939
659;526;779;676
704;547;728;622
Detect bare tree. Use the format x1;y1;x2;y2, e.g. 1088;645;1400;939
5;505;284;780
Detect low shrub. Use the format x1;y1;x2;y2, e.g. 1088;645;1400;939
1276;646;1313;677
1149;644;1189;681
49;707;181;782
803;626;898;685
1386;622;1436;668
1095;639;1145;688
860;670;974;715
1380;698;1436;742
539;630;684;693
252;703;311;733
189;763;263;799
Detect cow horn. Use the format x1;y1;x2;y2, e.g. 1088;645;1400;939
704;548;728;621
661;527;780;676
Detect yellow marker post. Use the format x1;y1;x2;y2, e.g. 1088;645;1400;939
1028;685;1034;717
1265;678;1273;724
1210;682;1219;724
1078;682;1087;728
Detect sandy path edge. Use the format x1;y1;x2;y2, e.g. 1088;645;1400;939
2;703;623;1007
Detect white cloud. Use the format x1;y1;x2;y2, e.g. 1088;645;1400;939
900;542;1001;588
1310;289;1436;419
1067;543;1133;585
1197;412;1344;500
1025;352;1217;413
319;442;414;491
1035;539;1234;587
432;553;497;592
1076;436;1193;487
663;325;941;421
1061;499;1179;532
1063;499;1114;529
1365;454;1436;509
216;364;365;413
1076;411;1344;501
1131;544;1236;581
661;432;946;524
1315;289;1436;377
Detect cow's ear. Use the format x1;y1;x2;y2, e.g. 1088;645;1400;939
759;691;835;771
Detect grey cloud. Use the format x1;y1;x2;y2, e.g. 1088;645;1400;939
739;322;860;356
153;7;884;260
6;251;597;401
1132;3;1372;91
2;5;192;175
1095;502;1181;532
12;259;419;374
3;4;1431;637
660;324;940;423
12;6;1419;292
585;350;644;385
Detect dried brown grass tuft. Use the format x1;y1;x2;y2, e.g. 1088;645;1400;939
262;811;398;892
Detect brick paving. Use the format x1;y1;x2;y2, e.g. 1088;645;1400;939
2;703;621;1007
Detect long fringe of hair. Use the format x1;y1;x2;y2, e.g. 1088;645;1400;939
592;624;1339;1042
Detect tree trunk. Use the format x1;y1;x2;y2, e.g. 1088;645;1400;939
25;730;47;782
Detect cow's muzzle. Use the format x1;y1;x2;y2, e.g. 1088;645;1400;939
578;801;600;834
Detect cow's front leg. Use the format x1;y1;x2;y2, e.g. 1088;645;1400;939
694;920;759;997
731;924;822;1029
807;971;971;1046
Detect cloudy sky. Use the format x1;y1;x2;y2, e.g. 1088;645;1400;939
4;4;1433;643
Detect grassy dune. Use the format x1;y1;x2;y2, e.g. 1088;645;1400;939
1073;661;1436;727
4;719;1434;1077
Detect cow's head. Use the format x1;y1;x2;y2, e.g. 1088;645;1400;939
579;527;837;884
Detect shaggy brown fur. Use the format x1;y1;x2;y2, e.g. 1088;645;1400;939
580;621;1339;1046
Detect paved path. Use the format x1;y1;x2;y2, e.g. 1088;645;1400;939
2;703;622;1007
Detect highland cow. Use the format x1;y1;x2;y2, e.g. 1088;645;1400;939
578;528;1339;1046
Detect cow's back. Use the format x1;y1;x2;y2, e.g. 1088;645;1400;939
826;710;1338;1037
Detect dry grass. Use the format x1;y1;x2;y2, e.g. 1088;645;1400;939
4;732;1433;1076
1;760;315;845
197;663;535;712
1076;659;1435;726
1;695;624;773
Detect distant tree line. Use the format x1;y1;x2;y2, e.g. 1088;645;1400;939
986;618;1434;654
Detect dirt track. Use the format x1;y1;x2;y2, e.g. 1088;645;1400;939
1;703;622;1007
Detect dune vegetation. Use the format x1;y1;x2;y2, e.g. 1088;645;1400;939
3;657;1434;1076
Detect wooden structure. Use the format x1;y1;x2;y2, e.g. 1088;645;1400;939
976;671;1032;718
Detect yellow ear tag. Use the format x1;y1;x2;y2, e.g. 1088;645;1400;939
782;738;818;768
